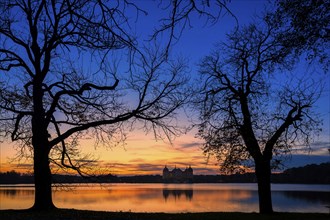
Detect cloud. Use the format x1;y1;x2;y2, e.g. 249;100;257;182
15;163;33;168
129;158;147;163
193;167;219;174
179;142;202;149
134;163;164;172
1;163;34;172
284;154;330;168
286;141;330;156
311;141;330;148
310;141;330;153
76;159;98;163
103;162;128;168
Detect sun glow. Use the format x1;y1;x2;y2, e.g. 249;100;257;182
0;130;220;176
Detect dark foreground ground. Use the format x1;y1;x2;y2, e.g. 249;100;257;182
0;209;329;220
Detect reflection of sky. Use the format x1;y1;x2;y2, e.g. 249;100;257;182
1;184;329;213
0;187;34;209
272;191;330;213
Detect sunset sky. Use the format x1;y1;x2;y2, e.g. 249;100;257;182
0;0;329;176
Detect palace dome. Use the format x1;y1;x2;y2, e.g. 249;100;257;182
163;166;169;172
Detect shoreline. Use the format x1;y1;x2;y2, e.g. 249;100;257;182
1;182;330;185
0;209;329;220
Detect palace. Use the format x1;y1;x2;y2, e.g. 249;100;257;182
162;166;193;183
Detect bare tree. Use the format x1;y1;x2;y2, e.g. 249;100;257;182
195;16;323;213
271;0;330;71
0;0;228;210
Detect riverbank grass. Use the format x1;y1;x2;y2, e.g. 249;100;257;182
0;209;329;220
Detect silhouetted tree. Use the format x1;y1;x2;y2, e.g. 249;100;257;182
0;0;228;210
272;0;330;71
195;12;325;213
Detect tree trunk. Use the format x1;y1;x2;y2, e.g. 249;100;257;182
31;81;55;210
255;159;273;214
31;135;55;210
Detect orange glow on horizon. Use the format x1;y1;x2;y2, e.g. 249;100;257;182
0;131;221;176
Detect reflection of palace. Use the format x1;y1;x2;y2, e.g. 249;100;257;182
163;189;193;201
162;166;193;183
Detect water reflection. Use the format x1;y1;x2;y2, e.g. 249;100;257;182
0;189;34;197
163;189;193;201
282;191;330;203
0;187;34;209
0;183;329;213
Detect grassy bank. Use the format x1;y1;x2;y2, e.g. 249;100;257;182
0;209;329;220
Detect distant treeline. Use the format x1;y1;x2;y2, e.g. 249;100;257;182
1;162;329;184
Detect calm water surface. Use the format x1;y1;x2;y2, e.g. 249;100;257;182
0;183;329;213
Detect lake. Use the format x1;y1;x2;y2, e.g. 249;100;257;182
0;183;329;213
